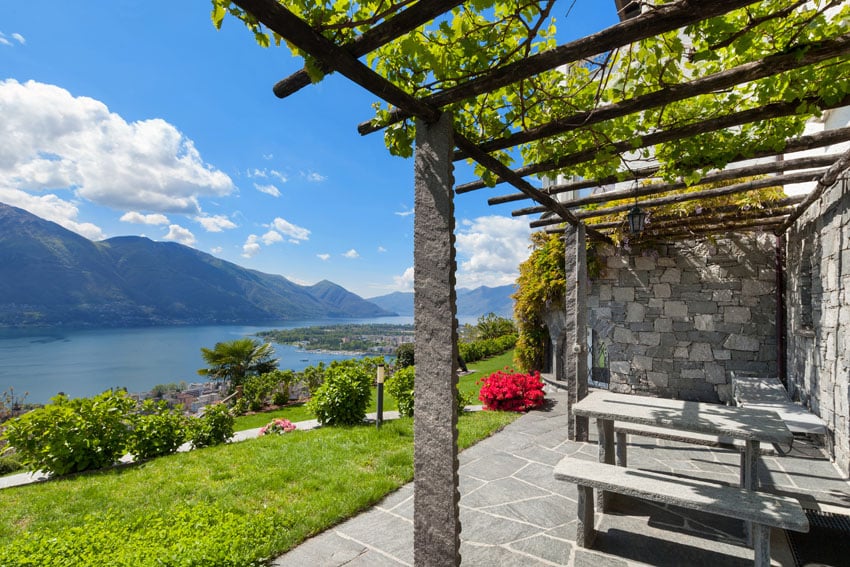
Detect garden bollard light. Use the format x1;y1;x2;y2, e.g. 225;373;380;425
376;363;385;429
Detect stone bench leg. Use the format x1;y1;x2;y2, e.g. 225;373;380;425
576;484;596;548
597;418;615;511
616;431;627;467
751;523;771;567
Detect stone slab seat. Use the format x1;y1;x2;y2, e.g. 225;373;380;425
553;457;809;567
613;422;777;455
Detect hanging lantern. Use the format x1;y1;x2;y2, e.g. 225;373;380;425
627;205;647;234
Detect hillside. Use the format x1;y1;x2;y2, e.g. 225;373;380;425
0;203;393;327
368;284;515;318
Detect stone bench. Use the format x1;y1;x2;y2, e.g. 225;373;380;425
553;457;809;567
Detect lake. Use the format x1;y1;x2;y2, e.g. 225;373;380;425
0;316;425;405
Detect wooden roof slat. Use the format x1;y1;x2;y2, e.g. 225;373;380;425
458;120;850;196
273;0;466;99
776;147;850;234
490;153;840;207
528;169;828;228
455;34;850;160
356;0;756;136
453;134;611;243
233;0;441;123
511;154;844;216
587;197;805;230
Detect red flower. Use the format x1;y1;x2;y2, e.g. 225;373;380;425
478;368;545;412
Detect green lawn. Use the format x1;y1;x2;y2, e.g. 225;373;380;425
233;350;517;431
0;410;520;566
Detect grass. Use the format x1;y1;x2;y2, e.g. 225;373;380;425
0;410;520;566
232;349;517;431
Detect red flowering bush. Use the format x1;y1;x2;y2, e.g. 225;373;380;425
477;368;545;412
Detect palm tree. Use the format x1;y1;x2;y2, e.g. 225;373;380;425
197;338;278;389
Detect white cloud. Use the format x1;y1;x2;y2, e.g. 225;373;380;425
394;206;414;217
255;183;281;197
0;79;234;216
195;214;236;232
211;246;223;254
261;230;283;245
0;34;9;47
163;224;196;246
317;253;330;261
270;217;310;242
11;33;25;45
343;249;360;259
305;171;326;183
377;246;387;253
242;234;261;258
455;215;531;289
393;267;414;291
0;187;104;240
270;170;287;183
120;211;169;225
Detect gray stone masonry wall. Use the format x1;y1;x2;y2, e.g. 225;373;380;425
787;176;850;477
587;234;777;403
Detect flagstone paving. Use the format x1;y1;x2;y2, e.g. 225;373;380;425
271;387;849;566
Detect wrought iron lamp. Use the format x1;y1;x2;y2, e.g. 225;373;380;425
627;204;647;234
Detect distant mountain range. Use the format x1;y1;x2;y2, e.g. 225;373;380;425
0;203;515;327
368;285;515;318
0;203;391;327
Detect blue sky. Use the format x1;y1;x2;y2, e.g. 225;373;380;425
1;1;617;298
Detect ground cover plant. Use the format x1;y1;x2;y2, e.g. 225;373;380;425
0;410;519;566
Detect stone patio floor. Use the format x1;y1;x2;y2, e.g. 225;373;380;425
271;387;850;567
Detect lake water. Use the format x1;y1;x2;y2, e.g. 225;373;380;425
0;317;422;405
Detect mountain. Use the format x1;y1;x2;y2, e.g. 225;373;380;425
0;203;393;327
368;284;516;318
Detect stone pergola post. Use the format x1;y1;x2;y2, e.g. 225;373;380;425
564;223;589;441
412;113;460;566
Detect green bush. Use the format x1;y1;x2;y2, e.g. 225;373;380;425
128;400;189;461
1;390;135;476
385;365;475;418
0;451;23;475
386;366;415;417
307;360;372;426
242;370;294;412
395;343;415;369
459;334;517;364
190;403;234;448
298;363;326;396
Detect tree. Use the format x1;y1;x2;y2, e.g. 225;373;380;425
475;312;516;341
197;338;278;390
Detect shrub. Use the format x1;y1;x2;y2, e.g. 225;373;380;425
395;343;415;369
242;370;294;412
386;366;415;418
190;403;234;448
478;368;545;412
128;400;189;461
386;365;475;418
258;418;296;436
459;333;517;364
298;362;325;396
307;361;372;426
0;451;23;475
1;390;135;476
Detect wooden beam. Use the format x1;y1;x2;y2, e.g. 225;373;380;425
459;122;850;194
453;134;611;244
232;0;441;123
456;34;850;159
511;154;842;216
529;169;827;228
273;0;465;99
357;0;757;135
776;147;850;233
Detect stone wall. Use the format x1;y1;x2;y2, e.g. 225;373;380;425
587;234;777;402
787;176;850;476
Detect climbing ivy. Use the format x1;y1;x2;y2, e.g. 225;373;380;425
512;231;565;371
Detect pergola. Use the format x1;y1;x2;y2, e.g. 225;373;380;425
217;1;850;564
